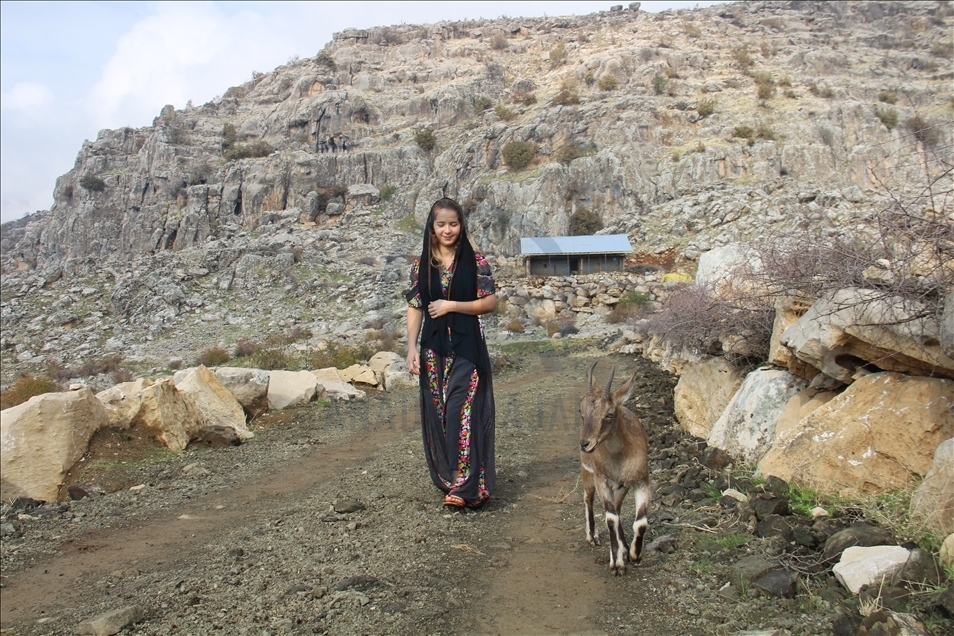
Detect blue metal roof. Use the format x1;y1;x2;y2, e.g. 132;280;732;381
520;234;633;256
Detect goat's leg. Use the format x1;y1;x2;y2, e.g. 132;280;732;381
629;483;650;564
581;466;599;546
600;484;628;576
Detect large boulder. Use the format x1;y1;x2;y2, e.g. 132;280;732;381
758;373;954;496
768;296;819;380
1;387;110;502
267;370;318;410
212;367;270;419
96;378;153;429
707;368;807;464
132;379;203;452
673;357;744;439
909;438;954;536
780;288;954;382
174;366;253;440
695;243;761;292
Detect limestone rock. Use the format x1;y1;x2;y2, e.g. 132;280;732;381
0;387;110;502
96;378;153;429
833;545;910;594
267;370;318;410
695;243;761;293
768;295;819;381
174;365;253;440
312;375;366;401
313;367;344;382
77;605;145;636
133;378;203;452
780;288;954;382
773;386;839;441
673;357;743;439
212;367;270;419
384;370;418;391
340;364;378;387
367;351;406;385
758;373;954;497
909;438;954;536
940;534;954;570
707;368;807;464
942;289;954;360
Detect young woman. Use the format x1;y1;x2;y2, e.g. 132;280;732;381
405;198;496;508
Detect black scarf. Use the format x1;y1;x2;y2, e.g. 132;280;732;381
418;229;491;377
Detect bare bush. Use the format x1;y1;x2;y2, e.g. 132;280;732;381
197;347;231;367
643;283;774;362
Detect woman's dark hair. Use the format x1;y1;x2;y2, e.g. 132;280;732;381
426;197;466;269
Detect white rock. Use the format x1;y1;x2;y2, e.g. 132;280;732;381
833;545;910;594
340;364;378;386
312;376;366;401
1;387;110;502
707;368;807;464
96;379;153;429
267;370;318;410
175;365;253;440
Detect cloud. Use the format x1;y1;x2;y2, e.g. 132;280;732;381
1;82;54;111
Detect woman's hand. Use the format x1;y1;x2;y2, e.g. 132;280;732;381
427;299;454;318
406;349;421;376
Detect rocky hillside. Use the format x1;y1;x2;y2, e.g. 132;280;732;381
0;0;952;384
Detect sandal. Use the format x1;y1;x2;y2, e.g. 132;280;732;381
443;494;466;508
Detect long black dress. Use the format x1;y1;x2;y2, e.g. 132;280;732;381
406;253;496;507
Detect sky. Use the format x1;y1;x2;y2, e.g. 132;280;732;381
0;1;726;224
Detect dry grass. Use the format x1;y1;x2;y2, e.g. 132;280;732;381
0;375;61;410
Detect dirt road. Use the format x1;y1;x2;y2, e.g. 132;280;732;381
0;346;811;635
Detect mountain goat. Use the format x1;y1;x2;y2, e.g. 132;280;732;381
579;362;650;576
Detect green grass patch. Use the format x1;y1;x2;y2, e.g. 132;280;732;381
396;215;422;235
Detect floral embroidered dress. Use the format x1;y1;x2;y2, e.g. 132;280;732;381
406;253;496;507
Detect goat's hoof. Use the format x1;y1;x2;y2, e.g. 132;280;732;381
588;536;601;547
611;565;626;576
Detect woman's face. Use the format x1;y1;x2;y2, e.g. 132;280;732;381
432;207;461;249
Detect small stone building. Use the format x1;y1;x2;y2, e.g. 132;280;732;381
520;235;634;276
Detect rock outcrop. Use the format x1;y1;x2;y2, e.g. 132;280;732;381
758;373;954;496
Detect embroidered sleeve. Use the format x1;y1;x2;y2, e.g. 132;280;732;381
406;258;422;308
475;252;496;298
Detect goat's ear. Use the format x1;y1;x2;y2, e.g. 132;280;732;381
615;372;638;404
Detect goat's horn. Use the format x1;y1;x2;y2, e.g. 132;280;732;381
605;366;616;393
587;361;598;389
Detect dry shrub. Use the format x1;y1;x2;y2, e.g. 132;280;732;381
644;280;774;363
253;348;292;370
1;375;60;410
78;355;124;377
505;318;525;333
234;338;260;358
754;202;954;326
112;368;135;384
305;338;378;370
606;290;652;324
197;347;231;367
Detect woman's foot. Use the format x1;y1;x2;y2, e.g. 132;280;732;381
443;494;466;508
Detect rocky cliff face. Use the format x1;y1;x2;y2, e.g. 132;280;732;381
3;1;951;269
0;0;951;383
